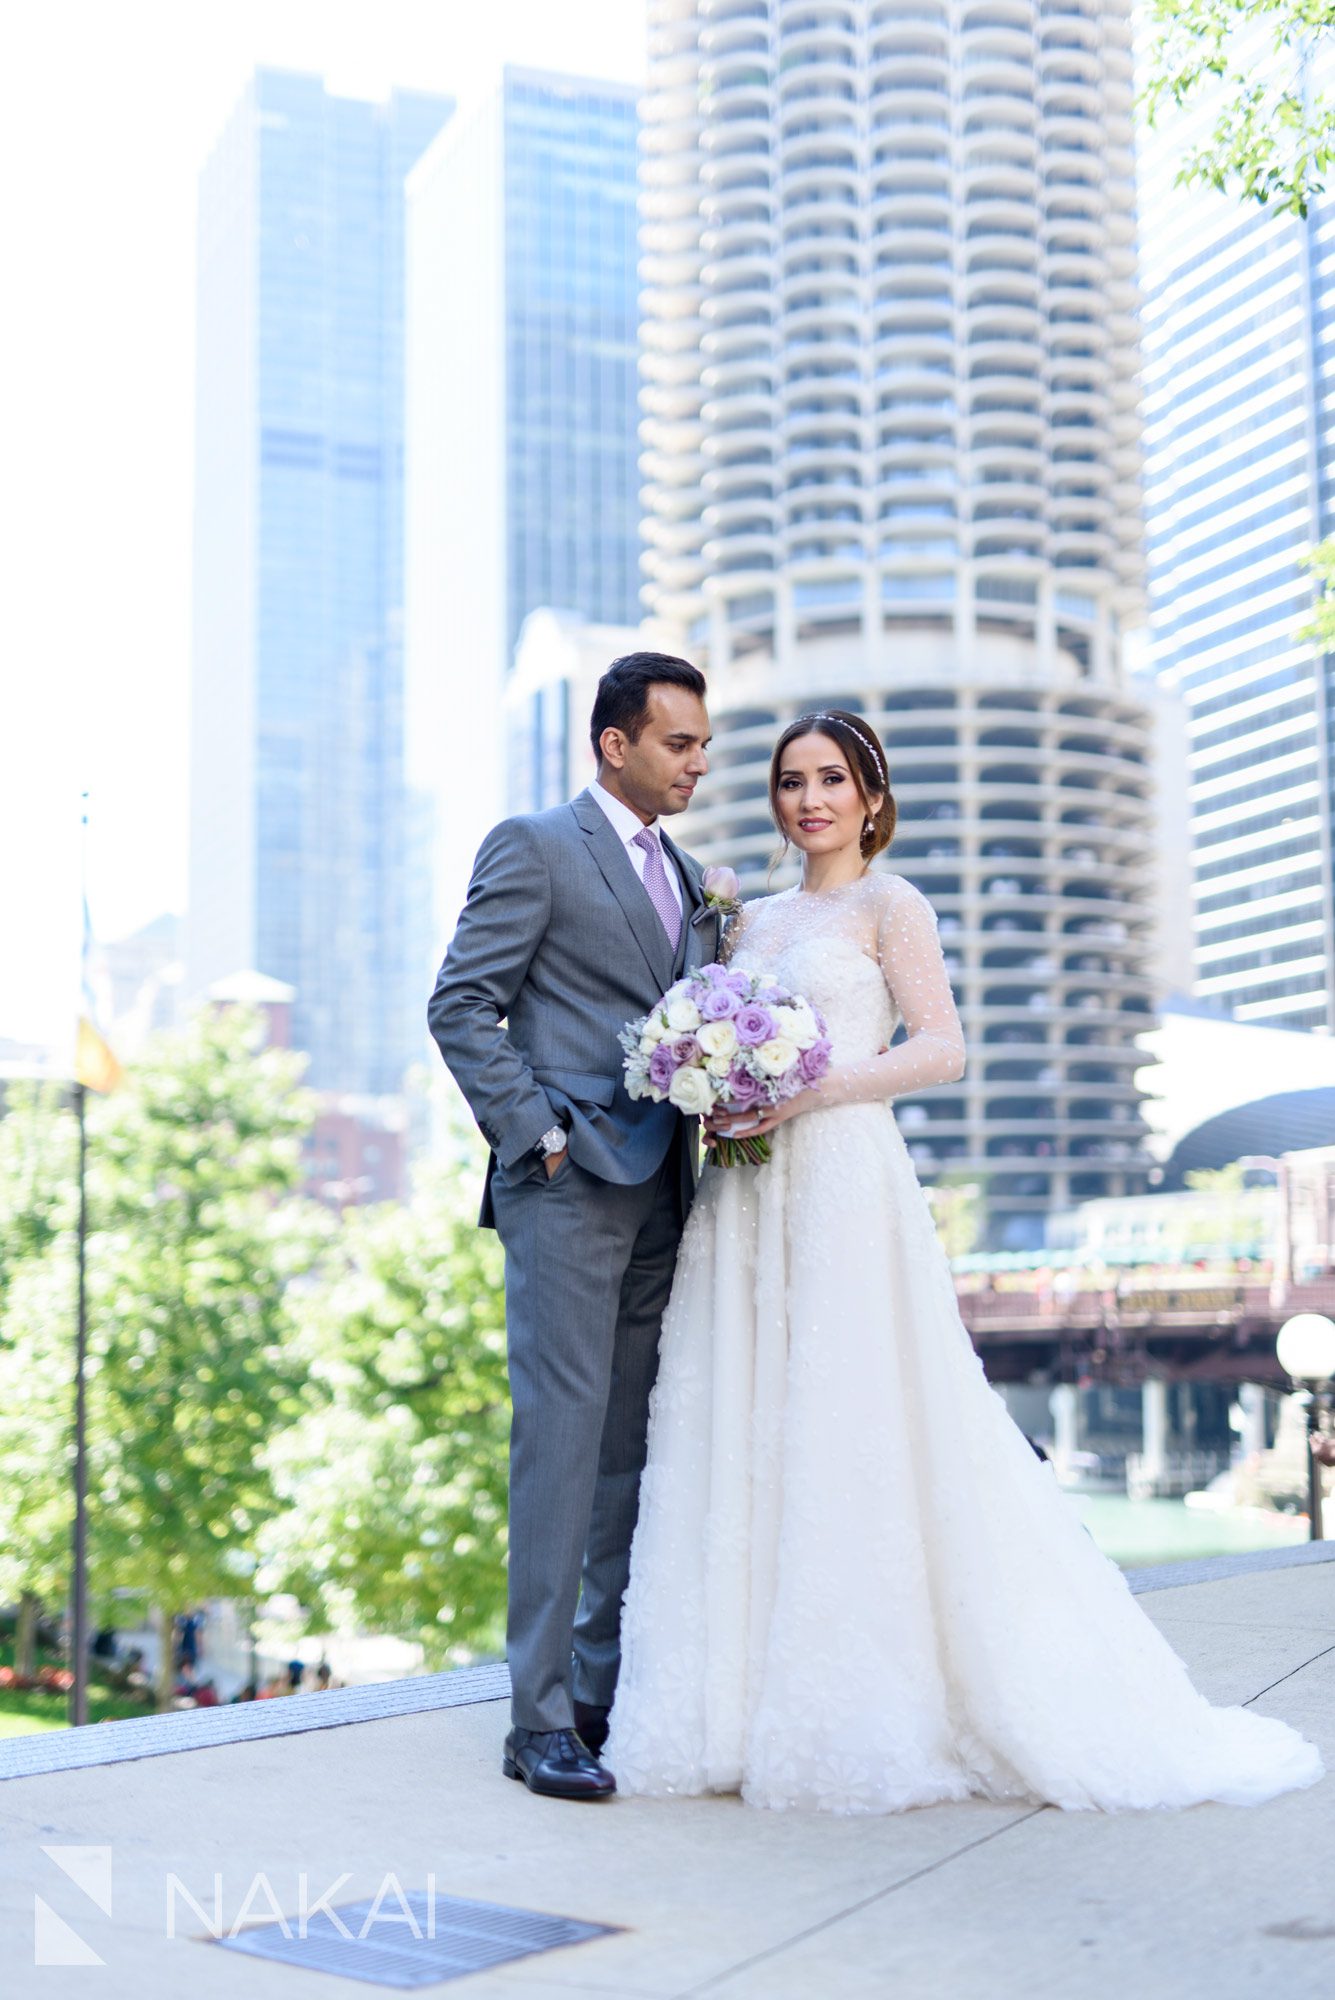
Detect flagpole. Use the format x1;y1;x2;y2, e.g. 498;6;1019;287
69;789;92;1727
70;1077;89;1728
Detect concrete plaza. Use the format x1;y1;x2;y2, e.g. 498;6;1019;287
2;1546;1333;2000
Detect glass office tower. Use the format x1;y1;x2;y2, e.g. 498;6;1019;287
189;69;452;1093
1139;66;1335;1031
406;68;640;938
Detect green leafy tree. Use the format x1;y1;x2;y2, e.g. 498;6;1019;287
260;1162;510;1667
0;1007;326;1706
0;1085;78;1675
1143;0;1335;217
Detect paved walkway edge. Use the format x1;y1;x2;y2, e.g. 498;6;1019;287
4;1540;1332;1784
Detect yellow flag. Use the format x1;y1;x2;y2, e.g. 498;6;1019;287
74;1016;123;1094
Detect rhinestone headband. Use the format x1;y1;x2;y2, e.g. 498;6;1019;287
798;713;887;786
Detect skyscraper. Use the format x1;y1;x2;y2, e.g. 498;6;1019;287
1139;94;1335;1032
189;69;452;1094
405;66;641;940
640;0;1158;1247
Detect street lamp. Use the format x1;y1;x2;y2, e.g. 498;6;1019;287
1276;1312;1335;1540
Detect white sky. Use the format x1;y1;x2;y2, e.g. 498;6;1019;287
1;0;646;1051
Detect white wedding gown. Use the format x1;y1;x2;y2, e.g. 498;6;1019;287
605;873;1323;1813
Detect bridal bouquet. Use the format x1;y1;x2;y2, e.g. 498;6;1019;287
619;963;833;1167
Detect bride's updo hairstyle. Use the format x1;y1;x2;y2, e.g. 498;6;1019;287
768;709;897;860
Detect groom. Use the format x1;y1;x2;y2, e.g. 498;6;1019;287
428;652;715;1800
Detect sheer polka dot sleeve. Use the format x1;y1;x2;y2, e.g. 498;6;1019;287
811;876;966;1108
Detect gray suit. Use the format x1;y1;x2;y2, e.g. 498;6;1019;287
428;789;720;1730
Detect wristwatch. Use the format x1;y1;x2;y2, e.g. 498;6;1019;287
536;1123;567;1160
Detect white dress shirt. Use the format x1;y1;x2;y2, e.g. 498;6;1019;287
589;779;684;916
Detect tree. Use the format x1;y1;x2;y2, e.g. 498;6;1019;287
0;1007;327;1707
925;1174;986;1261
260;1161;511;1667
1143;0;1335;217
0;1086;78;1675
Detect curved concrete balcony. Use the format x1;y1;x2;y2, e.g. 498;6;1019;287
868;33;950;75
869;0;953;23
1042;141;1101;182
700;323;776;367
968;400;1044;436
775;0;856;27
1039;41;1101;83
1039;11;1100;47
782;223;861;268
701;384;775;430
868;51;952;95
699;16;770;57
702;41;774;82
1044;239;1108;281
872;163;952;206
961;162;1041;206
1039;73;1102;116
700;348;778;394
701;419;781;462
779;22;860;67
704;80;776;130
702;490;780;531
703;527;779;567
962;50;1040;95
966;332;1045;372
701;287;777;330
642;383;706;429
868;80;953;122
702;130;774;175
870;111;952;148
701;452;778;496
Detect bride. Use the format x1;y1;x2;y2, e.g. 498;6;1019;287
605;708;1323;1814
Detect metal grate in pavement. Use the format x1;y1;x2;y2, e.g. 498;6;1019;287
213;1890;619;1989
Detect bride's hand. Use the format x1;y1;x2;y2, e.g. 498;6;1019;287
707;1090;816;1143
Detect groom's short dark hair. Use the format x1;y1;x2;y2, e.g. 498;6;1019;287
590;652;707;761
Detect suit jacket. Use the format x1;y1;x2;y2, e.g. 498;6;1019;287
428;789;722;1225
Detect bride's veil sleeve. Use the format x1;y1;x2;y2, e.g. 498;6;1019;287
870;876;967;1094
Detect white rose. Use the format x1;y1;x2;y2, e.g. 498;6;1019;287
697;1017;738;1059
755;1037;799;1077
788;1001;818;1044
640;1013;668;1048
706;1052;733;1079
668;1064;715;1115
665;995;701;1033
771;1004;803;1041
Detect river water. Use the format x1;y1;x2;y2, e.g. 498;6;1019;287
1072;1491;1309;1570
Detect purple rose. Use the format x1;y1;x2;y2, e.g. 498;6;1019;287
719;969;751;999
734;1004;776;1048
722;1064;767;1111
671;1034;701;1068
698;983;740;1020
796;1039;832;1087
648;1042;679;1094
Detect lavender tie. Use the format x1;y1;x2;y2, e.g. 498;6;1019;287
632;825;682;953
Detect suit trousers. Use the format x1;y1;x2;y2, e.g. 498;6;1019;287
490;1132;687;1732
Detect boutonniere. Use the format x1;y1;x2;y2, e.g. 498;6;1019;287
700;865;742;919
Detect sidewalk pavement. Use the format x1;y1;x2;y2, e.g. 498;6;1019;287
2;1547;1332;2000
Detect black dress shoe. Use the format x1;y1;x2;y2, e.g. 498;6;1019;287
573;1700;610;1756
502;1727;616;1800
